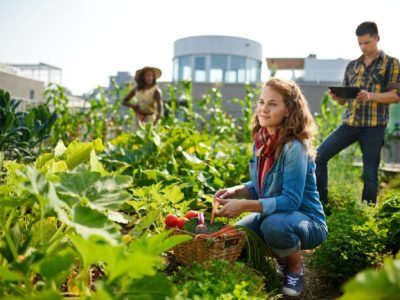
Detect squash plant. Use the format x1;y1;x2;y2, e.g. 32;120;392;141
0;138;191;298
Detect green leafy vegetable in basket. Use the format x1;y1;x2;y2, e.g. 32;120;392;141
183;217;225;234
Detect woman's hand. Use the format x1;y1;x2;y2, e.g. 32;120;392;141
214;187;239;200
216;199;245;218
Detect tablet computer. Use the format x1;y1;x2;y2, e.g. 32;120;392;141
328;86;360;99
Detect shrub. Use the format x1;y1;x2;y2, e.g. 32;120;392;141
310;201;387;284
325;156;363;213
170;260;269;299
376;191;400;254
339;255;400;300
0;89;56;161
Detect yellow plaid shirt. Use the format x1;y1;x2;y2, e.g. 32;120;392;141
342;51;400;127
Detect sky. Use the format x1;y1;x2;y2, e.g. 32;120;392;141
1;0;399;95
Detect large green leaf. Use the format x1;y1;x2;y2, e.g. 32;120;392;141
340;258;400;300
57;170;132;212
35;153;55;169
90;149;107;175
0;266;23;281
41;159;69;173
45;183;120;245
71;205;120;245
181;150;205;166
63;138;104;169
162;184;184;204
141;169;180;182
54;139;67;157
130;208;161;238
68;235;161;282
37;250;74;282
129;230;192;256
121;273;175;300
16;165;49;202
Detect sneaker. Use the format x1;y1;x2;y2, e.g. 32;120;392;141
282;268;304;297
276;263;288;278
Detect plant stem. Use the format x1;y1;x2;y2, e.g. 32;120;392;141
47;223;69;256
4;231;18;260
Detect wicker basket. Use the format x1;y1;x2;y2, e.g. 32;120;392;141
171;227;247;265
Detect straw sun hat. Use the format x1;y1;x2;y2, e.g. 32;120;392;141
134;66;162;82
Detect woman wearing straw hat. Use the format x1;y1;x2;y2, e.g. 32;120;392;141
122;66;163;125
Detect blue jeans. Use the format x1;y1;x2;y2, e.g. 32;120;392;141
236;211;327;257
315;125;385;203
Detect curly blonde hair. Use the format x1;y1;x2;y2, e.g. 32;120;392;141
251;78;317;159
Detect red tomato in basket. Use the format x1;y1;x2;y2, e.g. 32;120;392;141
185;210;198;220
177;217;188;229
165;214;179;227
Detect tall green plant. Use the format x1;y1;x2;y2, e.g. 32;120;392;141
233;83;258;142
196;85;236;139
46;84;79;144
0;89;56;161
46;82;135;145
314;92;344;145
310;201;387;283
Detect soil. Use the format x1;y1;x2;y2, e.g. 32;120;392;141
280;250;342;300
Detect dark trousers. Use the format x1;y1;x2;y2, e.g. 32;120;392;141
315;124;386;203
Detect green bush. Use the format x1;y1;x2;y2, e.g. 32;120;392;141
339;255;400;300
0;89;56;161
310;201;387;283
170;260;270;299
314;92;344;145
377;191;400;254
323;156;363;215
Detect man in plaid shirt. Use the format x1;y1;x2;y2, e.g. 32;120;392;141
316;21;400;204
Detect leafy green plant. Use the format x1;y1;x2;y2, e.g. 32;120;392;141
0;137;193;299
170;260;268;299
0;89;56;161
310;201;388;284
238;226;280;292
196;86;237;140
339;256;400;300
182;218;225;234
46;82;134;145
101;123;250;199
313;92;344;145
376;191;400;254
323;156;363;214
232;83;259;143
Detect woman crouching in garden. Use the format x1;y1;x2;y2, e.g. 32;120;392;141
214;78;328;296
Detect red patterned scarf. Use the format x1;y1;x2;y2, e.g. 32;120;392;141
254;127;279;192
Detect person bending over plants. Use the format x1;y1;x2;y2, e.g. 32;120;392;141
214;78;328;297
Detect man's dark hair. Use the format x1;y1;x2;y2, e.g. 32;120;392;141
356;21;379;36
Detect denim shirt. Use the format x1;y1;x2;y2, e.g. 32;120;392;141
244;139;327;229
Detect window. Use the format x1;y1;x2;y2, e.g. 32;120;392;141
210;55;227;83
178;56;192;81
173;58;179;81
246;58;260;83
194;56;206;82
226;55;246;83
29;90;35;100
